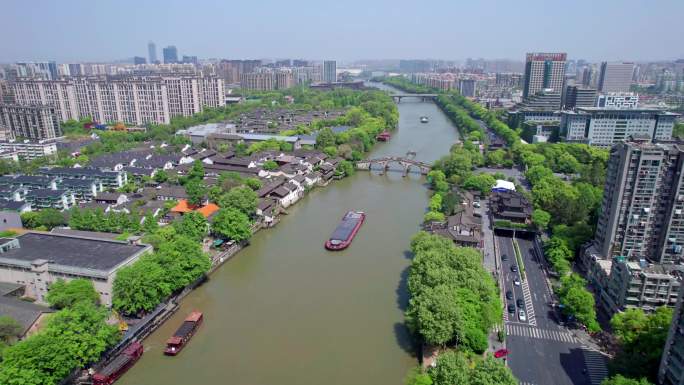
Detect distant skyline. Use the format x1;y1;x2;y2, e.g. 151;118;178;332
1;0;683;63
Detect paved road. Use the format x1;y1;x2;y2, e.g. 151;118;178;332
497;234;609;385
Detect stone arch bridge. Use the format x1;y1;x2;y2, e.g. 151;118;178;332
356;156;432;176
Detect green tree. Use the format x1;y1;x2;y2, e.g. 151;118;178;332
0;316;22;343
245;177;263;191
172;211;208;242
153;236;211;289
601;375;653;385
461;173;496;195
153;169;169;183
486;149;506;166
428;350;470;385
212;208;252;242
336;160;355;177
185;179;207;206
219;186;258;217
405;367;433;385
113;256;172;315
188;160;205;180
556;274;599;332
142;212;159;234
531;209;551;230
424;211;446;223
45;279;99;309
262;160;279;171
429;194;443;212
470;356;518;385
315;127;336;149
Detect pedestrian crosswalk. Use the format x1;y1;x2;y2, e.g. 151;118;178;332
519;382;537;385
504;324;577;343
520;279;536;326
582;348;609;385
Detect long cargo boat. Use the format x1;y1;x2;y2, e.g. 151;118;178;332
325;211;365;250
164;311;203;356
92;342;144;385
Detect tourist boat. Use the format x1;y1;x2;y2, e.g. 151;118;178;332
325;211;366;251
92;342;144;385
420;116;429;123
164;311;203;356
376;131;391;141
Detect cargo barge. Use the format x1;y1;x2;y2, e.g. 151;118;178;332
325;211;365;250
164;311;203;356
92;342;143;385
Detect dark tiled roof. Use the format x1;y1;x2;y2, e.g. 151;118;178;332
26;189;68;199
0;232;148;272
0;201;29;211
0;296;52;336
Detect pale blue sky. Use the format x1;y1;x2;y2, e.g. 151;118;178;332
1;0;682;63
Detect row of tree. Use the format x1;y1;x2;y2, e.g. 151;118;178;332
406;350;517;385
405;232;502;352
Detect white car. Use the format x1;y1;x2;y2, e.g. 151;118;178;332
513;279;521;286
518;310;527;322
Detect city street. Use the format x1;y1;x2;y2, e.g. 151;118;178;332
497;234;609;385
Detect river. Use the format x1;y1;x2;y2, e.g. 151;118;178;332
118;83;461;385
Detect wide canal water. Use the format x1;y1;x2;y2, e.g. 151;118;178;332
118;83;461;385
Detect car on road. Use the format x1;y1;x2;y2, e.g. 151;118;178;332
513;279;521;286
510;265;518;272
494;348;509;358
518;310;527;321
516;299;525;308
501;254;508;261
473;201;481;208
507;304;516;313
506;290;513;300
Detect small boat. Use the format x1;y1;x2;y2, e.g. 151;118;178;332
376;131;391;141
164;311;203;356
92;342;144;385
325;211;366;250
420;116;429;123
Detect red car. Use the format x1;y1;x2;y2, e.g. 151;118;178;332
494;349;509;358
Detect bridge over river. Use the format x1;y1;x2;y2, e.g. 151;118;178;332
356;152;432;176
391;93;438;103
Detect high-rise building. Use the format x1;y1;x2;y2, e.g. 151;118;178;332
133;56;147;65
0;104;62;140
598;62;635;93
148;41;157;64
240;72;275;91
163;46;178;64
458;79;476;97
659;286;684;385
182;56;198;65
594;141;684;264
522;52;567;98
323;61;337;83
563;85;597;109
399;60;432;73
561;107;678;147
10;74;224;125
68;64;84;77
217;60;262;84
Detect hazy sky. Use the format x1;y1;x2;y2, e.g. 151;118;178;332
2;0;682;63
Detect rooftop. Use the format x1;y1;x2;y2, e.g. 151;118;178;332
0;232;150;274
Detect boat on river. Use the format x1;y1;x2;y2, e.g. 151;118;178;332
376;131;391;141
164;311;203;356
420;116;429;123
92;342;144;385
325;211;365;250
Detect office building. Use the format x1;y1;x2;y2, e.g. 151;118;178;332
517;89;562;110
598;62;635;93
323;61;337;83
163;45;178;64
0;104;62;141
660;286;684;385
564;86;597;109
148;41;157;64
596;92;639;109
522;52;567;98
10;74;225;125
0;232;151;307
561;107;678;146
133;56;146;65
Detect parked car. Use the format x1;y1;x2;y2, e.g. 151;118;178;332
506;290;513;300
516;299;525;308
511;265;518;272
494;348;509;358
519;310;527;321
501;254;508;261
507;304;516;313
513;279;521;286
